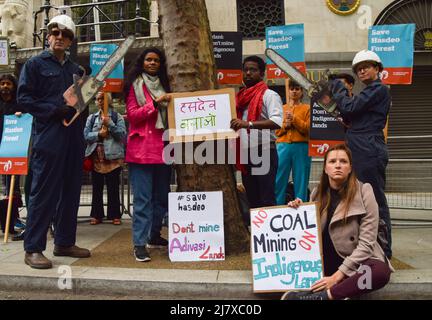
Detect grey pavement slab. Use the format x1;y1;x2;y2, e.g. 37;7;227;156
392;226;432;269
0;209;431;299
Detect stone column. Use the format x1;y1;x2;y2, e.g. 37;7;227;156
149;0;159;38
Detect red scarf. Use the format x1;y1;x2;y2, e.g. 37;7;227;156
236;81;268;121
234;81;268;174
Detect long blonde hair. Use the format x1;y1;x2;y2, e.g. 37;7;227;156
316;144;358;221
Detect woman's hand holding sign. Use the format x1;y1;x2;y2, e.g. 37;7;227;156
287;198;302;209
311;270;345;295
155;94;171;105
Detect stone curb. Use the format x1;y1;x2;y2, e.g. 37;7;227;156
0;267;431;300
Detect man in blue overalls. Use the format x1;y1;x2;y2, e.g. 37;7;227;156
17;15;90;269
330;50;392;258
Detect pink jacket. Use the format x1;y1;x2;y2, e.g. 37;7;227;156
125;84;166;164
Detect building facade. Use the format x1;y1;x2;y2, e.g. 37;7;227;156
205;0;432;161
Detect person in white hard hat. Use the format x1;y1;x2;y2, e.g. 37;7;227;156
17;14;90;269
328;49;392;259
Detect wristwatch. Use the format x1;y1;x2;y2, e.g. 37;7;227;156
248;121;254;129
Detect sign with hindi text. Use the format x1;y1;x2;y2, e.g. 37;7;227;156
168;191;225;262
250;203;323;293
0;114;33;175
167;88;237;143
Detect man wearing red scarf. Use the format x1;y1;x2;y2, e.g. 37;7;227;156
230;56;283;220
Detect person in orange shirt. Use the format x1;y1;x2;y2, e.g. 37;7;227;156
275;81;311;204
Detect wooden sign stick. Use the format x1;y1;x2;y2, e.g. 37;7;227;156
101;92;109;132
103;92;109;117
3;175;15;243
285;78;290;106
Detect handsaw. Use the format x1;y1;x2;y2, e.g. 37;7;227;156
62;35;136;127
265;48;343;121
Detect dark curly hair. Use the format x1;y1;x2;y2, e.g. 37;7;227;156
123;47;170;99
242;55;266;74
0;74;17;100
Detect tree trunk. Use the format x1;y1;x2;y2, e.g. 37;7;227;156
159;0;249;254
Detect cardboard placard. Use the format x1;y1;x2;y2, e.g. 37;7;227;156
168;191;225;262
167;88;238;143
250;203;323;293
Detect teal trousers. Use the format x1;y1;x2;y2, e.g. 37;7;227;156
275;142;311;204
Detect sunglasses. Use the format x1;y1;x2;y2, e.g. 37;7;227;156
50;29;74;40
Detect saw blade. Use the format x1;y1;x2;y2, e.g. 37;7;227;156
265;48;315;96
265;48;347;126
64;35;136;112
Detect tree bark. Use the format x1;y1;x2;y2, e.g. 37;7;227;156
159;0;249;254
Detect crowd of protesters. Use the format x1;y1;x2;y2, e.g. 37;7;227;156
0;13;395;299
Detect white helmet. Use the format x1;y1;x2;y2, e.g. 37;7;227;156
47;14;75;38
352;50;383;72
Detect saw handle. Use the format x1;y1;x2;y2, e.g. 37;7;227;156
62;111;81;127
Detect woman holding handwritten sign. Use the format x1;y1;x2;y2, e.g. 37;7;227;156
282;144;393;300
124;48;172;262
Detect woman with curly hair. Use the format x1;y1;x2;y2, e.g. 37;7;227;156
124;48;172;262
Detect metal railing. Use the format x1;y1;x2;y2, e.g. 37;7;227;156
10;158;430;222
33;0;151;47
77;158;432;215
80;166;132;216
309;158;432;210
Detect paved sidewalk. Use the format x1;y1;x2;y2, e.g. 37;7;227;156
0;207;431;300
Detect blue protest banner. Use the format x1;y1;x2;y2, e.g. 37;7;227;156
0;113;33;175
368;24;415;84
266;24;306;79
90;43;124;92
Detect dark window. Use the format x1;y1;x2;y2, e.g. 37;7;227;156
375;0;432;51
237;0;285;39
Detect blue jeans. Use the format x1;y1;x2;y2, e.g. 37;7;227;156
129;163;171;246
